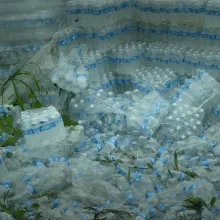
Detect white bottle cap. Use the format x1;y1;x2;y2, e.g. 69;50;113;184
187;131;192;136
168;116;173;120
181;135;186;140
170;129;174;134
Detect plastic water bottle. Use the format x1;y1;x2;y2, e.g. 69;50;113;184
206;104;220;126
101;135;120;156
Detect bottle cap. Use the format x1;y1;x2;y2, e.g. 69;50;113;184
181;135;186;140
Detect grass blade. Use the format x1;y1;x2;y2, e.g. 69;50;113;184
13;78;42;106
168;169;173;178
182;170;199;179
0;68;22;106
128;169;131;182
15;72;40;92
210;197;217;207
27;62;43;75
174;151;179;171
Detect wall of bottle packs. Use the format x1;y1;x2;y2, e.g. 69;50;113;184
1;0;220;84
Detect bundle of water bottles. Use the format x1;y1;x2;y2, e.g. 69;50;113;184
2;0;220;73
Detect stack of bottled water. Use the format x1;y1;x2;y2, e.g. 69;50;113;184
84;66;180;99
184;48;220;79
0;0;66;66
173;70;220;112
134;0;208;27
55;20;137;53
51;54;88;94
81;49;106;82
109;41;147;74
145;42;187;75
130;66;179;99
204;0;220;28
66;0;133;28
20;106;67;148
79;41;147;83
162;102;205;141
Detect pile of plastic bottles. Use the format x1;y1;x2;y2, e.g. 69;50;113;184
1;0;220;220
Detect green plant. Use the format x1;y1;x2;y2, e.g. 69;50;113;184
0;115;23;147
183;196;217;214
97;155;123;166
0;188;41;220
210;197;217;207
61;114;79;127
168;169;173;178
172;152;200;179
182;170;200;179
0;64;42;111
176;213;196;220
127;163;154;182
174;151;179;171
184;197;208;213
84;207;134;220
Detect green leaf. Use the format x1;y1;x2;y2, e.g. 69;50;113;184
199;198;208;209
147;163;153;169
183;170;199;179
174;151;179;171
34;213;42;220
185;198;198;205
72;121;79;126
0;118;4;126
3;188;11;206
128;169;131;182
184;197;208;212
168;169;173;178
13;210;26;220
12;80;24;111
4;116;13;125
62;115;74;126
31;203;40;209
32;102;43;109
1;126;12;134
28;92;35;99
210;197;217;207
0;136;17;147
103;155;111;162
13;128;23;138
